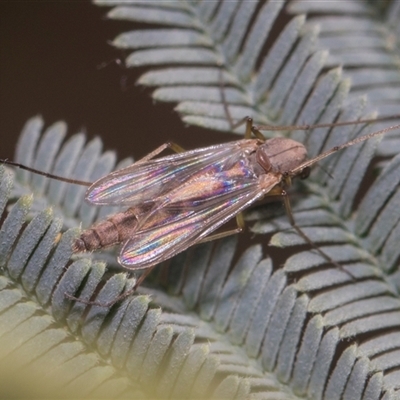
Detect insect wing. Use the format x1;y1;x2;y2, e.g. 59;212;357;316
118;164;280;269
86;141;257;207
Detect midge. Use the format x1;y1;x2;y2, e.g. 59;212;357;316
3;118;400;289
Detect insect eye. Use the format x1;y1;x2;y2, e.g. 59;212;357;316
300;167;310;180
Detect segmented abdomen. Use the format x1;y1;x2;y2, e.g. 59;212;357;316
72;207;140;252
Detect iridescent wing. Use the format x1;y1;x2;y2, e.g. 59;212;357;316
118;162;281;269
86;140;258;206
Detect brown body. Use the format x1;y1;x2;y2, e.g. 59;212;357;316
2;117;398;274
66;118;400;271
73;207;140;252
71;137;308;268
73;201;156;252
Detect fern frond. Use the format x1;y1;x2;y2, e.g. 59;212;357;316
1;132;297;399
2;115;400;399
288;0;400;157
1;0;400;398
96;0;337;133
97;0;399;153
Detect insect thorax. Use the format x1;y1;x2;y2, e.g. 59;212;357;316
257;137;308;175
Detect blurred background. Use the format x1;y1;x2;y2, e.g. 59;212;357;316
0;1;237;164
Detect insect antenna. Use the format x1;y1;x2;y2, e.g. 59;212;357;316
289;123;400;177
215;69;400;281
254;114;400;132
218;68;400;138
274;122;400;280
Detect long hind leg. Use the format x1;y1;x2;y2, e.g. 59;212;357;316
135;142;185;165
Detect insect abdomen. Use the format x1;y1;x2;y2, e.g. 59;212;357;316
73;207;139;252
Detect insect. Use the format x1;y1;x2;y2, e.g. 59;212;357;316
2;117;400;303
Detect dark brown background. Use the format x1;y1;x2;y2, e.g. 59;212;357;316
0;1;236;164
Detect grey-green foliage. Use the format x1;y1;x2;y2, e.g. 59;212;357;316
1;0;400;399
287;0;400;158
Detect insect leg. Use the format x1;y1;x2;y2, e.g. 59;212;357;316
64;265;158;307
0;159;91;186
1;141;184;185
218;68;235;130
250;124;268;140
67;212;246;307
227;116;257;139
280;189;356;279
91;267;156;306
218;68;258;140
135;142;185;165
197;213;245;244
